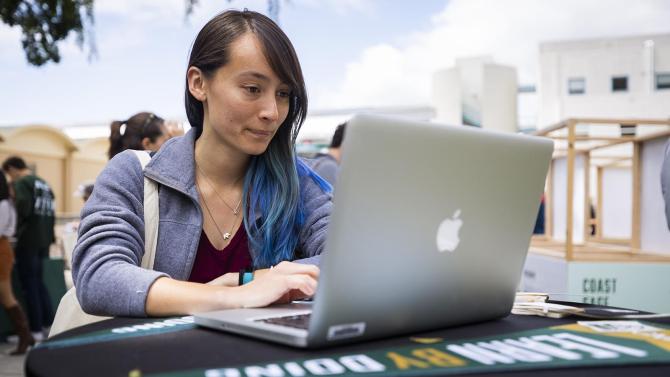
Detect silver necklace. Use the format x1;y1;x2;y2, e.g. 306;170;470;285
195;179;239;243
196;164;243;215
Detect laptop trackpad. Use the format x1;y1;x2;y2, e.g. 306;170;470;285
248;302;312;325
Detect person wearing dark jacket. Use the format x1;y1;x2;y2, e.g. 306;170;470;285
309;122;346;189
2;156;55;336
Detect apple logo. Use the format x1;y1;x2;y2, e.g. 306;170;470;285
436;209;463;253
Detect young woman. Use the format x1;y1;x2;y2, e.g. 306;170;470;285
72;10;332;317
108;112;170;159
0;173;34;355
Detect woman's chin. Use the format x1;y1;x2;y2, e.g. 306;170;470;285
241;142;271;156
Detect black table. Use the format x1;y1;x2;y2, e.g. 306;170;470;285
26;302;670;377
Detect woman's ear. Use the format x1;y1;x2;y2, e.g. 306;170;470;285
187;67;207;101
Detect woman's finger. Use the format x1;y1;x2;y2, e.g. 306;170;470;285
284;274;317;296
274;261;320;279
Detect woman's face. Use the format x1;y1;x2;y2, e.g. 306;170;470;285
199;32;291;156
143;124;170;152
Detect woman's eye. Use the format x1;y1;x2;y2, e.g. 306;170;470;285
245;86;260;94
277;90;290;99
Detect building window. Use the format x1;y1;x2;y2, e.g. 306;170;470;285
568;78;585;95
657;73;670;90
611;76;628;92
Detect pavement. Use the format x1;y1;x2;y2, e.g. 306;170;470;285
0;342;25;377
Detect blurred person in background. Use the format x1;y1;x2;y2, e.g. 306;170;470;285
0;173;34;355
63;182;94;232
108;112;174;159
308;122;346;189
81;183;94;203
1;156;55;339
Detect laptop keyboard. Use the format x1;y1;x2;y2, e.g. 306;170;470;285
255;313;311;330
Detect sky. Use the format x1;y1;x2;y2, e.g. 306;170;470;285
1;0;670;128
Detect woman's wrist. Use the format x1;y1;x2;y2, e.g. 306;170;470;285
205;272;237;287
238;267;254;286
148;277;243;315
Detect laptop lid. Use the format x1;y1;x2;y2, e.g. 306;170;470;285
304;114;553;347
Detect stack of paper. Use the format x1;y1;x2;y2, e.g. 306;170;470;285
512;301;585;318
512;293;670;319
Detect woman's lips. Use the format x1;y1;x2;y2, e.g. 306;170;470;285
248;129;273;138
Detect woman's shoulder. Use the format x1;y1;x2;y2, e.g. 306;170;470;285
106;150;144;173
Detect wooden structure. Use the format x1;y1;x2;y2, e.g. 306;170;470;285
530;117;670;262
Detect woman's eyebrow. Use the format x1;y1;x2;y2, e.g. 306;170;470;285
238;71;271;82
238;71;289;88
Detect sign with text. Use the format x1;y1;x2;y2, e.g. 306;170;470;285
147;321;670;377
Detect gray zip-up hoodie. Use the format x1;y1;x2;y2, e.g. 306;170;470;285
72;129;332;317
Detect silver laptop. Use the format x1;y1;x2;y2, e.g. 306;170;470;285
195;114;553;348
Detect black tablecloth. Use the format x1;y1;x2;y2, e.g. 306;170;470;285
26;302;670;377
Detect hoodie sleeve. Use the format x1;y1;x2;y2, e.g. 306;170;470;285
72;150;168;317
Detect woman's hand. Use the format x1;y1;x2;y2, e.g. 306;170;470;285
237;261;319;308
148;262;318;316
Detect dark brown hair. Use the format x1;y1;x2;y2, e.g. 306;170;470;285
2;156;27;172
0;172;9;201
108;112;166;159
184;9;307;142
330;122;347;148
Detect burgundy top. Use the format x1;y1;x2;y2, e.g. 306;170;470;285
187;226;252;283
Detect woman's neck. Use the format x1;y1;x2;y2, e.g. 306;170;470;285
194;129;249;188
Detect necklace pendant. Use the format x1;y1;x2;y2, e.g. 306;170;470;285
223;232;232;240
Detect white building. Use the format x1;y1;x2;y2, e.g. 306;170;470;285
535;33;670;251
297;106;434;142
538;34;670;128
432;57;518;133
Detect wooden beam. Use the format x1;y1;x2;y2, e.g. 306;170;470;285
599;161;632;169
596;167;603;240
580;130;668;153
590;155;631;160
634;129;670;143
552;149;591;159
595;238;633;246
584;153;591;245
550;136;636;141
545;162;553;239
631;142;642;251
528;245;670;262
534;120;568;136
572;118;670;126
586;138;633;152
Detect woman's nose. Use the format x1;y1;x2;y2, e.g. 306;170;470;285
259;95;279;122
